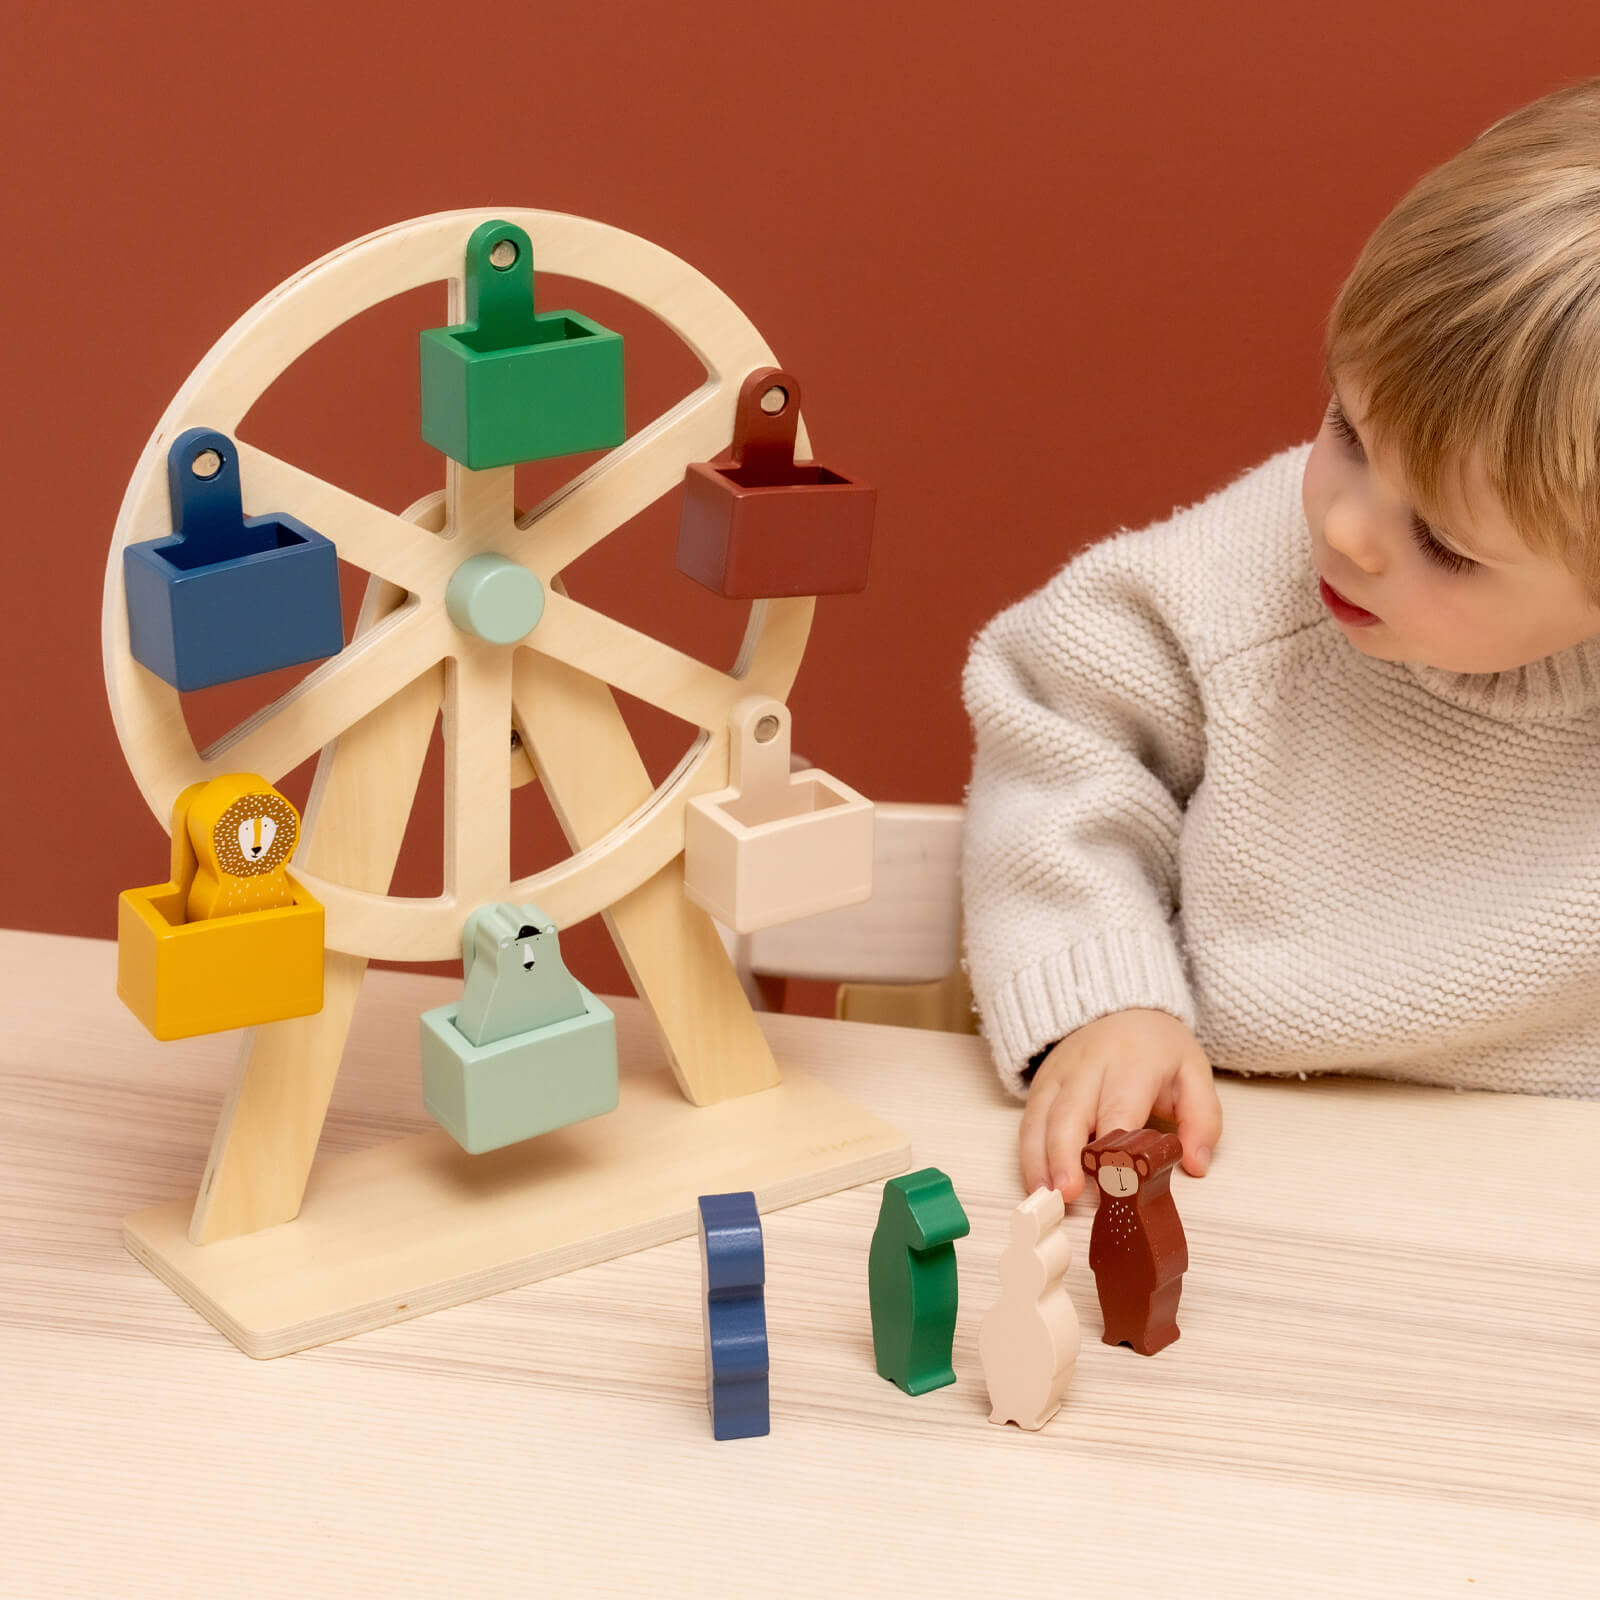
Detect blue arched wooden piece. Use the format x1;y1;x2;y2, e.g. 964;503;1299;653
698;1191;770;1440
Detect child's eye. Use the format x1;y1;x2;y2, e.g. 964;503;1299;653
1328;399;1475;576
1328;401;1365;457
1409;513;1474;574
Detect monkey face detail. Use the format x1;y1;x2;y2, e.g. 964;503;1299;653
1095;1157;1140;1199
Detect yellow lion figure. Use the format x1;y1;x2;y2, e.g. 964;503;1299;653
183;773;302;921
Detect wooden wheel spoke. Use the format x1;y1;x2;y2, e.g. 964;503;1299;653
201;605;445;784
445;462;516;541
532;587;741;732
234;442;445;595
444;644;514;910
510;383;731;576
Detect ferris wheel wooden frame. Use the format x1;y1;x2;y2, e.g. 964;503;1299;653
103;209;910;1356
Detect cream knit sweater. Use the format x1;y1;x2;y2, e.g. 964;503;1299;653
961;441;1600;1101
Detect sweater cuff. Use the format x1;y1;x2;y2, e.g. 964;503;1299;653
980;928;1196;1099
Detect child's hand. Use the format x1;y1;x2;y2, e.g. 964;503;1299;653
1019;1008;1222;1201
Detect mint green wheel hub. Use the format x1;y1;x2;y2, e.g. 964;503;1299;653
445;552;545;644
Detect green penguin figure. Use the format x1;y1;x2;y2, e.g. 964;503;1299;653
868;1167;971;1394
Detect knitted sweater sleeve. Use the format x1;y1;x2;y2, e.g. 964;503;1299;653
960;516;1210;1098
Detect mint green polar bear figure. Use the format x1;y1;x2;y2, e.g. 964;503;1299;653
418;901;618;1154
456;902;588;1047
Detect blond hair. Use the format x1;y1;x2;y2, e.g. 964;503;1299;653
1325;78;1600;596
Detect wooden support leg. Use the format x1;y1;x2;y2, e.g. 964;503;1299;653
513;649;781;1106
188;579;444;1244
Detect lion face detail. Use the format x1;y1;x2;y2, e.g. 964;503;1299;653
212;792;298;879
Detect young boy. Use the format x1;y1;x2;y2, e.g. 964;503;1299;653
961;78;1600;1202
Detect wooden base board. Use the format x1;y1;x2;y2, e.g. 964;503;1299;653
124;1062;911;1359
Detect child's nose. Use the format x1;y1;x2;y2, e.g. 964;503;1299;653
1323;496;1386;575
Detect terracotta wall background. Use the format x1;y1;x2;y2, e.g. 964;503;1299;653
5;1;1599;997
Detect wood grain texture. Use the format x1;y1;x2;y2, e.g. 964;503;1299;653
4;929;1598;1599
127;1042;907;1358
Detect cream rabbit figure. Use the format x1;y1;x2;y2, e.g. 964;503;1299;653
979;1186;1081;1429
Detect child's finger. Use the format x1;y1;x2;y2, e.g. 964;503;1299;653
1093;1080;1161;1160
1043;1075;1101;1201
1173;1054;1223;1176
1018;1078;1060;1196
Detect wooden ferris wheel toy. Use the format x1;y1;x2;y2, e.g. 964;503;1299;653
103;209;910;1358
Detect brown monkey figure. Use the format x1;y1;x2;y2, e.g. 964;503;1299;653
1080;1128;1188;1355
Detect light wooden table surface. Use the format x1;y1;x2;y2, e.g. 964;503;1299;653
3;929;1597;1599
